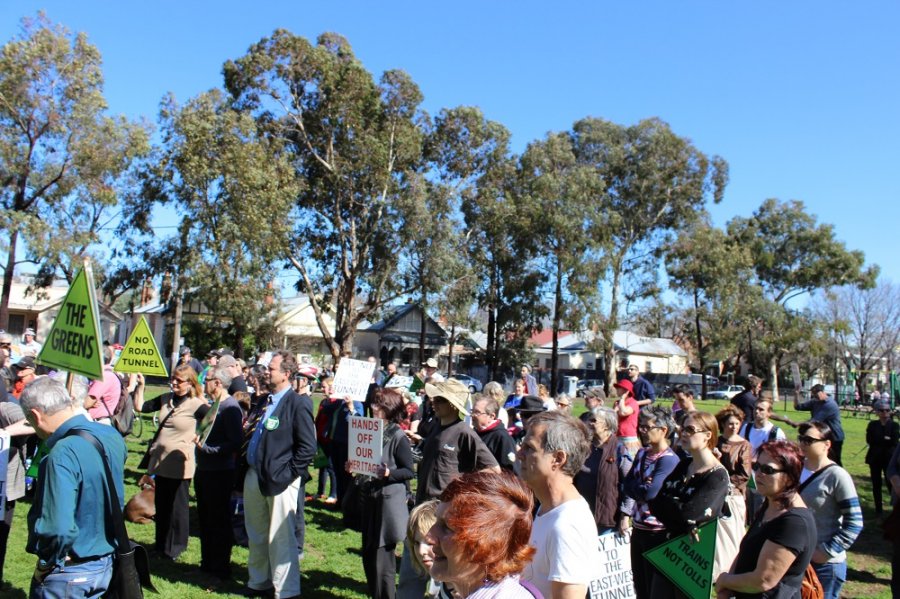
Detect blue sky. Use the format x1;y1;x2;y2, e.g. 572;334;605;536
3;1;898;286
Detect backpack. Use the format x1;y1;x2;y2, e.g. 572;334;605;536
102;374;135;436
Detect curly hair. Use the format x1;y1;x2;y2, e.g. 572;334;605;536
757;440;804;509
439;471;536;582
715;404;745;431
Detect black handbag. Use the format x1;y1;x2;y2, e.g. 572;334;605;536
68;430;155;598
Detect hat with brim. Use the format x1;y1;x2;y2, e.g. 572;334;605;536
422;357;438;369
517;395;546;414
425;379;469;414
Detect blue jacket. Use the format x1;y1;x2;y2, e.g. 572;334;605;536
27;415;126;569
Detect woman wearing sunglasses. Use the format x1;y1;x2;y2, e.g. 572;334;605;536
133;364;208;559
715;440;816;599
619;406;679;599
650;411;730;596
796;421;863;599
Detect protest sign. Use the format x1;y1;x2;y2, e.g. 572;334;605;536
644;520;717;599
588;530;636;599
385;375;413;389
0;431;8;520
332;358;376;402
196;398;220;446
114;316;169;377
37;264;104;379
347;415;383;476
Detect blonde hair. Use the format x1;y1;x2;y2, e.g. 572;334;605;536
406;500;439;575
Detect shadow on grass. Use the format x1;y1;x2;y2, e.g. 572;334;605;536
1;585;27;599
305;503;349;533
302;568;369;597
142;553;247;595
848;565;891;586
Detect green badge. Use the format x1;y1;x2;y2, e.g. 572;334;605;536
264;416;280;431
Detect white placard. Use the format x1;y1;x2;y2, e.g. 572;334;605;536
588;530;636;599
347;416;383;476
0;431;9;520
385;375;413;389
332;358;377;403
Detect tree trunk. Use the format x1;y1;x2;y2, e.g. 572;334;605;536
419;299;427;366
0;228;18;330
486;301;496;380
447;322;456;378
169;291;183;372
604;263;623;393
551;259;562;398
769;355;780;406
694;287;706;400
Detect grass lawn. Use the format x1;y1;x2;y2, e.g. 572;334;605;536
3;393;893;597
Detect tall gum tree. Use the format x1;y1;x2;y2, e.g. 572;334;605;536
727;198;877;399
519;131;606;396
0;14;149;327
570;117;728;390
224;31;425;364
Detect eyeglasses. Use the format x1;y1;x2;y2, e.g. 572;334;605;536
638;424;663;432
798;435;827;445
172;378;188;385
752;462;784;475
588;418;598;423
556;402;570;408
471;409;487;416
681;425;708;436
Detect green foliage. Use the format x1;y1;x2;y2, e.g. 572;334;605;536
0;13;150;327
224;31;428;362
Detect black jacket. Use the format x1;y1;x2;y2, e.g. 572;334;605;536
253;389;317;497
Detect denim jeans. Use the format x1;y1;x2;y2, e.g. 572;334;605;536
813;560;847;599
29;554;113;599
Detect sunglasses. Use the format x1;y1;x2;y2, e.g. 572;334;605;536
681;425;708;436
798;435;827;445
172;378;188;385
638;424;663;432
752;462;784;475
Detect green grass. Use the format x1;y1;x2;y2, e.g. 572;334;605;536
3;394;893;597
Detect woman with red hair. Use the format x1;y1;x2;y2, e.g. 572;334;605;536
715;441;817;599
426;471;539;598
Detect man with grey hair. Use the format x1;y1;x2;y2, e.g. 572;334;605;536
219;354;248;395
195;364;243;580
21;376;126;598
520;410;602;599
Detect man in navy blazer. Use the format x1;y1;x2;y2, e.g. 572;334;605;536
243;350;316;599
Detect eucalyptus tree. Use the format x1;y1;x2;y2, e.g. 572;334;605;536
224;31;428;363
571;117;728;389
0;14;149;327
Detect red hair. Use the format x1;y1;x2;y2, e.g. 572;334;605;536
440;471;536;581
758;440;804;509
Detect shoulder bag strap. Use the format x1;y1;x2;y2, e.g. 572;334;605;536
65;429;130;554
145;401;178;448
798;463;837;493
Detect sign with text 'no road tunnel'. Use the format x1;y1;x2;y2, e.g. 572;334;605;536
644;520;717;599
114;315;169;377
37;264;104;380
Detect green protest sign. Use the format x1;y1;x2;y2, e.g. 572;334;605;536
114;315;169;377
37;264;104;380
643;519;717;599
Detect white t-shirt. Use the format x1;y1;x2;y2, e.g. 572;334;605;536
523;496;600;598
740;421;786;455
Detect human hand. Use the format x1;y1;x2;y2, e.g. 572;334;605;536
139;475;156;489
617;516;630;535
375;464;391;478
712;447;722;459
811;548;829;564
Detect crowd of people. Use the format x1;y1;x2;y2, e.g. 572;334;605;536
0;328;897;599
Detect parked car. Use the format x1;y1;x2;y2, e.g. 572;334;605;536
704;390;730;401
451;374;483;394
576;379;605;397
718;385;744;399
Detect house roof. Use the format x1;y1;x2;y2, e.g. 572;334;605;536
359;304;447;338
532;329;687;357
